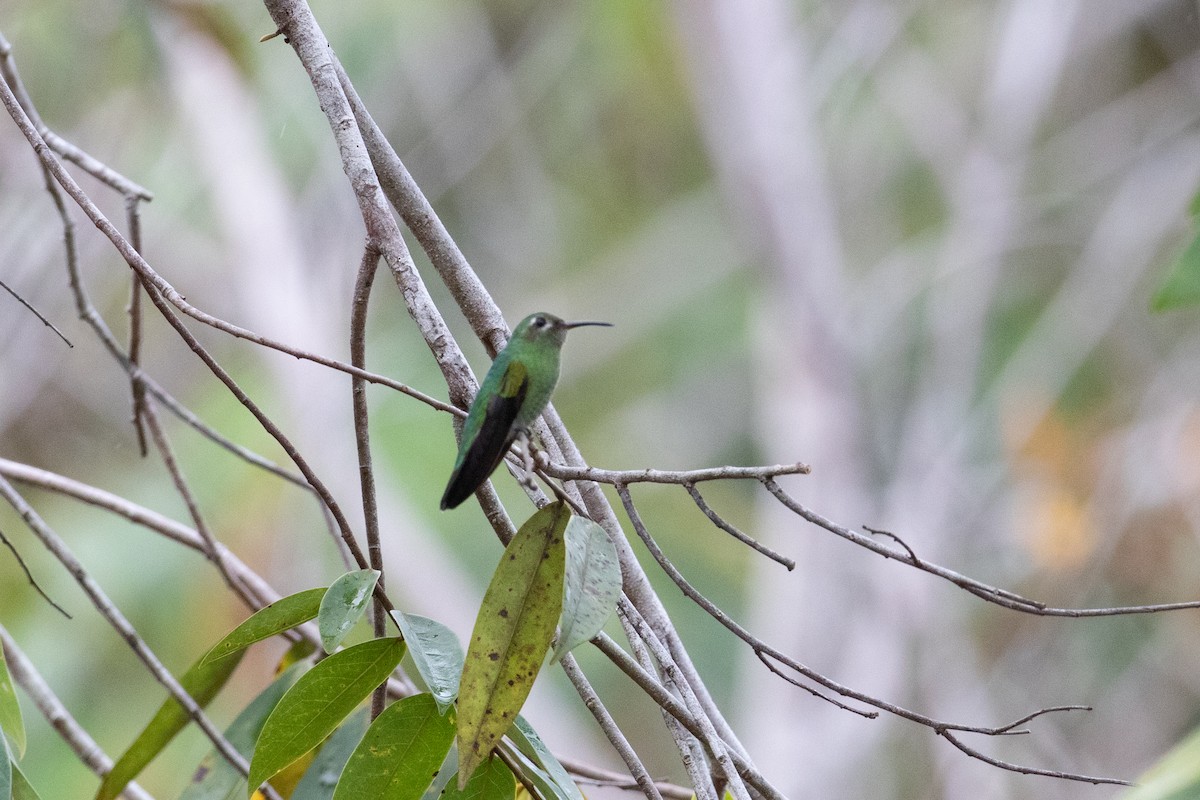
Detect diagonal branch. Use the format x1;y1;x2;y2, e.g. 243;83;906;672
615;483;1130;787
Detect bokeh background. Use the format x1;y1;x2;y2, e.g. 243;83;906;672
3;0;1200;798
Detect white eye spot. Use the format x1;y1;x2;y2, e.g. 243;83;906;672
532;316;547;328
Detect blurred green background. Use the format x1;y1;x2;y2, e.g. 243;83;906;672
3;0;1200;797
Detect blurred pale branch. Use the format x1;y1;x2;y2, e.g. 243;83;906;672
0;627;156;800
3;1;1200;798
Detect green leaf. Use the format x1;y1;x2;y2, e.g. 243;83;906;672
319;570;380;653
1153;230;1200;311
552;516;620;661
96;650;245;800
291;708;369;800
331;694;454;800
0;644;26;757
456;502;569;788
502;750;561;800
506;716;583;800
12;762;42;800
203;588;327;664
179;663;306;800
0;735;11;800
1123;724;1200;800
443;757;514;800
248;637;405;796
389;612;464;713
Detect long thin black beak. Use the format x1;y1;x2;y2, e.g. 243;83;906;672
561;320;613;330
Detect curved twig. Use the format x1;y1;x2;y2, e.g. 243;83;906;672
615;483;1129;786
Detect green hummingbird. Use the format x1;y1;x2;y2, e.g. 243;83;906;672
440;312;611;510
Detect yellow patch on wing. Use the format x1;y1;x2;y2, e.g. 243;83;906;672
499;360;528;399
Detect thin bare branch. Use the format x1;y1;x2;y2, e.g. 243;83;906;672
620;606;714;800
0;526;69;617
616;483;1128;786
590;633;784;800
547;462;810;485
0;31;152;201
622;604;750;800
350;245;389;720
558;756;693;800
0;278;72;347
939;729;1130;787
0;458;280;611
141;399;260;608
125;196;150;456
767;479;1200;617
685;482;794;569
0;475;278;798
560;655;664;800
0;627;157;800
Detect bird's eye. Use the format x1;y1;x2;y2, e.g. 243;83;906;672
532;316;547;328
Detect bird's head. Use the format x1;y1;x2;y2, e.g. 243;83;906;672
512;312;612;348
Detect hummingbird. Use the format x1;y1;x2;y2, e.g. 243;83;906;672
440;312;611;510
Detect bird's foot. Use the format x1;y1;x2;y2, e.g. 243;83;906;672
515;428;540;492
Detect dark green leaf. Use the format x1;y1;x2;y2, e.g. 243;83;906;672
96;650;244;800
179;664;305;800
203;588;326;664
319;570;380;653
331;694;453;800
553;516;620;661
247;637;405;796
290;708;369;800
0;645;25;757
12;761;41;800
443;757;514;800
389;612;464;713
456;503;569;787
506;716;583;800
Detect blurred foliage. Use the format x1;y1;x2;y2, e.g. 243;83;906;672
3;0;1200;798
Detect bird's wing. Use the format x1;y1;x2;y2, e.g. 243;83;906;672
440;360;529;509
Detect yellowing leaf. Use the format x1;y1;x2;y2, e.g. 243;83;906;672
456;503;568;787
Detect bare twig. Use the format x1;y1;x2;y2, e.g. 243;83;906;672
0;459;279;606
590;633;784;800
622;604;749;800
940;728;1130;786
0;31;153;201
0;627;157;800
615;483;1128;786
0;526;69;617
126;196;150;456
16;78;313;503
0;475;282;799
685;483;794;569
0;278;72;347
621;611;714;800
558;756;692;800
546;462;810;485
141;398;260;608
560;655;664;800
768;480;1200;617
350;246;389;720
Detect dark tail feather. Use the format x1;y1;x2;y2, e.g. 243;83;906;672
440;438;513;510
